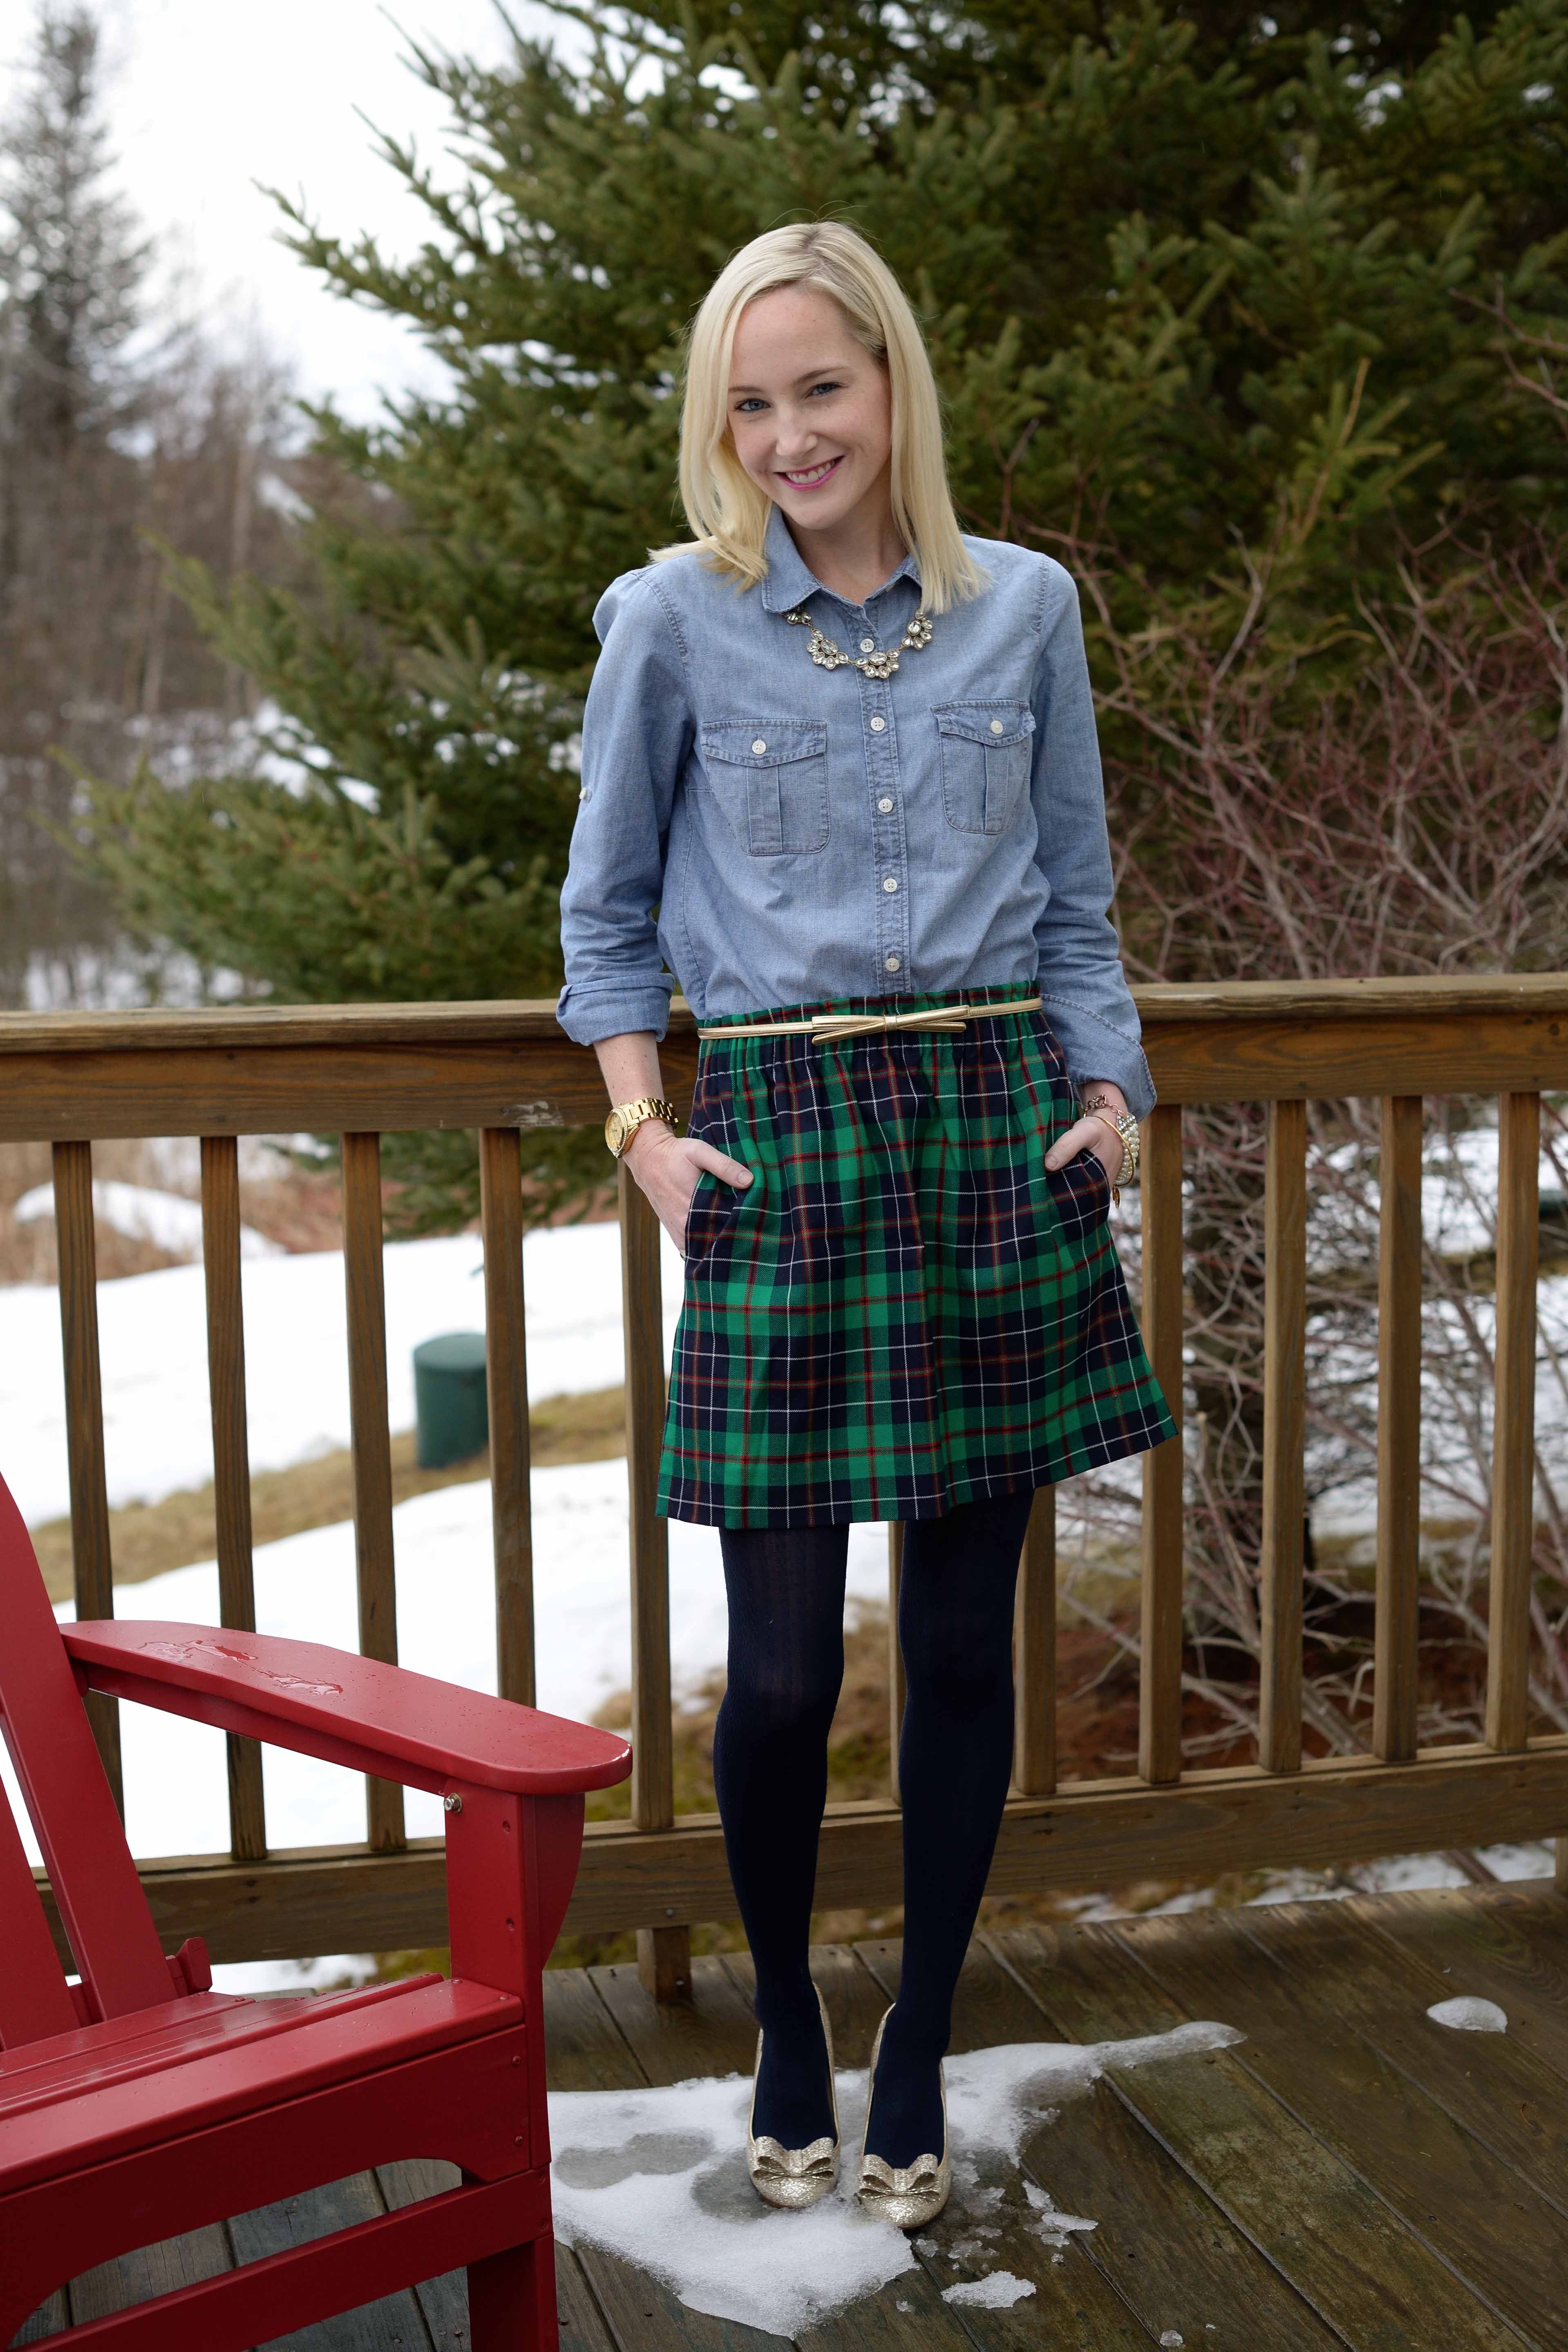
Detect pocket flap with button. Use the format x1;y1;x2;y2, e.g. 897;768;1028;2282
702;721;828;768
932;702;1036;750
700;720;830;855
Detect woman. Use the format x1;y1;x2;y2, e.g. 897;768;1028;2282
557;221;1174;2228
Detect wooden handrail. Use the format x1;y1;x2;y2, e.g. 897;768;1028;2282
4;975;1568;1141
14;979;1566;1974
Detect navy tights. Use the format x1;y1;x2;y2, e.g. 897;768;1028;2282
712;1488;1035;2167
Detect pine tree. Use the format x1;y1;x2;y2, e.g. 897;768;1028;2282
0;2;145;454
0;2;150;996
0;3;309;1007
78;1;1568;1219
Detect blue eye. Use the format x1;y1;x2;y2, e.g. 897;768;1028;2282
807;380;842;397
734;396;767;414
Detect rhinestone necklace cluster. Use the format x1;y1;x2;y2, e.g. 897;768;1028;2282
782;604;934;680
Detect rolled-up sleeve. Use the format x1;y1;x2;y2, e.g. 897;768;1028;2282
556;570;692;1046
1028;566;1155;1121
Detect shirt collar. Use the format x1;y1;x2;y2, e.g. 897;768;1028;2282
758;501;922;613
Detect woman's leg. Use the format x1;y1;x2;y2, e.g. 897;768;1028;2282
714;1521;849;2147
864;1486;1036;2167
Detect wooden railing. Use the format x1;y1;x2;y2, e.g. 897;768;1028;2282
10;978;1568;1997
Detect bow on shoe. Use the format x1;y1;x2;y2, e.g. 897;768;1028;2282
856;2151;946;2203
749;2134;840;2207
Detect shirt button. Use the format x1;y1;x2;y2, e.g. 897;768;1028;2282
752;738;767;754
578;787;592;802
860;638;875;653
885;954;901;971
877;796;893;813
989;718;1004;734
869;715;886;732
883;876;898;893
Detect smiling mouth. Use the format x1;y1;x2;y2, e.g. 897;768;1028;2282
777;456;844;489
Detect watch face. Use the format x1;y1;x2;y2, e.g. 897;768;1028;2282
604;1110;626;1154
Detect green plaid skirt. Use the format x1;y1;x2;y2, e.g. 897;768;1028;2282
656;983;1176;1527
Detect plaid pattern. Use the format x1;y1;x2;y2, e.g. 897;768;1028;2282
657;984;1176;1526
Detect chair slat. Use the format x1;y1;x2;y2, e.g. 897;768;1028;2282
201;1138;266;1862
1012;1486;1057;1797
1487;1092;1539;1752
341;1132;404;1853
1139;1105;1185;1785
1374;1096;1423;1762
0;1475;170;2021
0;1779;78;2047
887;1521;906;1805
51;1141;121;1818
1259;1100;1306;1774
480;1128;535;1708
619;1167;691;2002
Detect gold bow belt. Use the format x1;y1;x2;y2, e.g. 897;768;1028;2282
697;995;1042;1042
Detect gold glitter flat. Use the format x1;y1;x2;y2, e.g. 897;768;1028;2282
854;2005;951;2230
746;1983;840;2211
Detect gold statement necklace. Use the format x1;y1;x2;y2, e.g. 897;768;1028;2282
782;605;934;680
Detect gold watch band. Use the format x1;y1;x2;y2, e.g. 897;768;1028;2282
604;1095;679;1159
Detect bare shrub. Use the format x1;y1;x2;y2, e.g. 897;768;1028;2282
1060;544;1568;1762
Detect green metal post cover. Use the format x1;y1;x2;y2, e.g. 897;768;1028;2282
413;1331;489;1469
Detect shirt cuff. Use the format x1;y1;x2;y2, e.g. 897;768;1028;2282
555;978;675;1048
1039;994;1156;1121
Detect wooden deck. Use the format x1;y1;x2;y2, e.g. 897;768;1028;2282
14;1880;1568;2351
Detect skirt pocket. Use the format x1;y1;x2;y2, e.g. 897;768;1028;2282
1045;1144;1112;1243
682;1164;749;1267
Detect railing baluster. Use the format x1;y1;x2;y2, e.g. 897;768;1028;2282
1012;1486;1057;1797
620;1166;690;2001
51;1140;122;1818
1487;1092;1539;1753
1139;1105;1185;1786
887;1521;906;1804
1374;1096;1423;1763
480;1128;535;1709
341;1131;404;1853
1259;1100;1307;1774
201;1137;266;1860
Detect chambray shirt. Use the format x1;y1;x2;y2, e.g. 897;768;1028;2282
556;504;1154;1117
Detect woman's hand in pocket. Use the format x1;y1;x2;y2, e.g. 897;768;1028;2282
1044;1090;1128;1186
622;1122;753;1253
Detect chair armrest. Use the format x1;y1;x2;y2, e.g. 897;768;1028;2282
62;1620;631;1799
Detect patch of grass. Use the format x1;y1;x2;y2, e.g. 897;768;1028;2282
31;1386;630;1602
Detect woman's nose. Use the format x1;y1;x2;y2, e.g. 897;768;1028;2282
773;409;817;459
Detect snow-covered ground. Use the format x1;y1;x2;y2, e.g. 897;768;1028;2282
0;1221;685;1527
13;1178;285;1261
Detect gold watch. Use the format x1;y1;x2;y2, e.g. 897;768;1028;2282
604;1096;679;1159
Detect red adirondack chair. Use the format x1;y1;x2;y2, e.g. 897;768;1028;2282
0;1470;631;2351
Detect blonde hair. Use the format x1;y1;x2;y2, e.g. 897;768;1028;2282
654;221;983;613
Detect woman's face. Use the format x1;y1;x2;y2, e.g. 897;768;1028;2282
726;284;893;541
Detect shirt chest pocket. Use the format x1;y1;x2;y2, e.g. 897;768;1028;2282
933;701;1036;835
700;721;830;856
